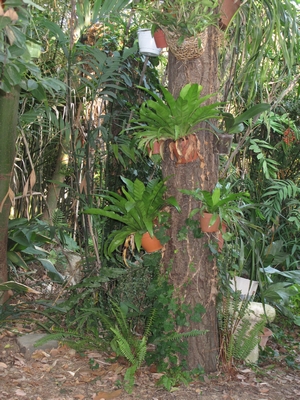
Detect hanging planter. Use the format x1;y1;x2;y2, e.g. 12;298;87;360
200;213;220;233
219;0;241;30
169;134;199;165
138;29;161;57
154;29;167;48
141;232;163;253
147;140;163;156
163;29;208;61
216;133;233;155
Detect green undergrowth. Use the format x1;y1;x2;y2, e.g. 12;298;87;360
15;251;208;392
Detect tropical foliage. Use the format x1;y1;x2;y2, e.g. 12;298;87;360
0;0;300;383
84;176;180;256
131;83;221;151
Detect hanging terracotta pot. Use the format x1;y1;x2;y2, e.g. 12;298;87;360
138;29;161;57
219;0;241;30
169;134;199;164
147;140;163;156
154;29;168;48
259;328;273;349
200;213;220;233
141;232;163;252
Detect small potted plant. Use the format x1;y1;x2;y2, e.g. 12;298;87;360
180;182;250;233
84;176;180;256
137;0;220;60
131;83;221;164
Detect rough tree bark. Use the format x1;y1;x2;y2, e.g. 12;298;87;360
42;142;69;221
0;87;20;303
162;26;220;372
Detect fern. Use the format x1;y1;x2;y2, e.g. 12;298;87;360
98;302;156;393
233;317;266;361
249;138;279;179
51;208;66;228
110;327;137;365
159;329;207;342
261;179;300;223
218;291;266;370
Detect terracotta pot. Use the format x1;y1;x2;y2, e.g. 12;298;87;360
200;213;220;233
147;140;162;156
169;134;199;164
219;0;241;30
154;29;167;48
141;232;163;252
217;222;227;252
259;328;273;349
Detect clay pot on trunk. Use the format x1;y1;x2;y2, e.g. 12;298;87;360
219;0;241;30
141;232;163;253
200;213;220;233
147;140;163;156
154;29;167;48
169;134;199;164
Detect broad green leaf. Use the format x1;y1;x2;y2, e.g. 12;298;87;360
38;258;65;283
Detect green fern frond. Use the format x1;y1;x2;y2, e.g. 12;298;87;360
51;209;66;227
110;326;136;365
234;318;266;360
161;329;207;342
144;308;156;338
136;336;147;367
218;292;267;366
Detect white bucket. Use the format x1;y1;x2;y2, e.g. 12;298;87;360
138;29;161;57
230;276;259;299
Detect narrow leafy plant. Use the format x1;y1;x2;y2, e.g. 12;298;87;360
84;176;180;256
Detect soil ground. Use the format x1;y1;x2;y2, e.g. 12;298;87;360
0;322;299;400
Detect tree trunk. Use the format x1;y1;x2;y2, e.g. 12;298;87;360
0;87;20;303
162;26;220;373
42;142;69;221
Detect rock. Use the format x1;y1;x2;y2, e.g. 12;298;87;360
16;333;58;360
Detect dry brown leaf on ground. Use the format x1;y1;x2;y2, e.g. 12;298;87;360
15;389;27;396
31;349;50;359
94;389;123;400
